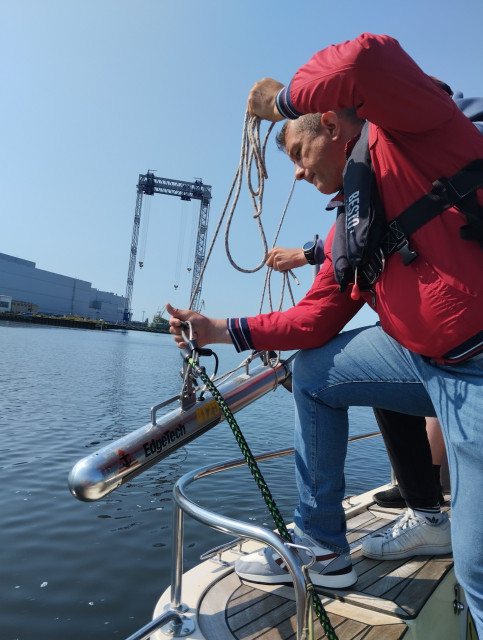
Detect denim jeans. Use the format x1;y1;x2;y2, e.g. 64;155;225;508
291;323;483;635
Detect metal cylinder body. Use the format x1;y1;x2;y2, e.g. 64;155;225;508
68;361;290;502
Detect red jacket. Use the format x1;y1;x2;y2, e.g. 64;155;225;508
229;33;483;361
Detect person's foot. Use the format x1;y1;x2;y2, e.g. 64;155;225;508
234;525;357;589
361;508;452;560
373;485;445;509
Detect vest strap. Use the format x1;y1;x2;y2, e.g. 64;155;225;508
396;159;483;237
359;159;483;286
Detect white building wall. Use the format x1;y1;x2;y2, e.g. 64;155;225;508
0;253;125;323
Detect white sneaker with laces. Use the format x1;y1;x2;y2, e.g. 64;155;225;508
362;508;452;560
235;525;357;589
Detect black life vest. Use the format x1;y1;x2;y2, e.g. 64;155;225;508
331;122;483;294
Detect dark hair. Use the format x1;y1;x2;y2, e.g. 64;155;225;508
275;114;322;151
275;122;289;151
275;108;364;152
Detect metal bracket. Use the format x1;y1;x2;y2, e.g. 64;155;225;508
454;583;465;615
150;396;180;426
159;613;196;637
179;356;197;411
199;537;246;564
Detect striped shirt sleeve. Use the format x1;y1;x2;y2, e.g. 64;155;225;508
227;317;254;352
275;82;303;120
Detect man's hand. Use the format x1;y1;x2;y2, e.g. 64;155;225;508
266;247;307;272
166;303;231;349
247;78;285;122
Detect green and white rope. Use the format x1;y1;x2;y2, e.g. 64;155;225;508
190;357;339;640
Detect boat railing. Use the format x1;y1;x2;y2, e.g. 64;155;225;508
167;447;312;640
143;433;381;640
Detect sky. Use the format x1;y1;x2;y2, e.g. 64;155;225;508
2;0;483;326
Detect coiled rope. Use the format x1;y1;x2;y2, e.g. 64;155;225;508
189;111;298;313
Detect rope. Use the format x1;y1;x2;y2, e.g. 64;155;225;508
224;113;271;273
188;112;269;309
190;358;338;640
174;199;187;287
189;111;298;311
259;176;298;314
138;195;152;267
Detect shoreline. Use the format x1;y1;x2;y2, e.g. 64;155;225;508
0;312;170;334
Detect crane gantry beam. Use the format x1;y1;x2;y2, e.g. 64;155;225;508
123;171;212;323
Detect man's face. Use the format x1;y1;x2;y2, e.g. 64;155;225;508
285;119;346;195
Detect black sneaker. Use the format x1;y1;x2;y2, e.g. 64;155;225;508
373;485;406;508
373;485;445;509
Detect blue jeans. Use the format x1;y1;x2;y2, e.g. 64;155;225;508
291;323;483;635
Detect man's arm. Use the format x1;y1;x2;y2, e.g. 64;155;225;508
166;303;231;350
267;238;325;272
167;226;361;354
248;34;456;133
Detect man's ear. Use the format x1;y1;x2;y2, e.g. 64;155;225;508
320;111;340;140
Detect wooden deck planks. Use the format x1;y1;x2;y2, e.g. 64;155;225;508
224;582;407;640
198;502;453;639
199;571;408;639
387;555;454;617
228;585;297;639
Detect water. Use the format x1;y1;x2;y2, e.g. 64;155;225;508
0;321;389;640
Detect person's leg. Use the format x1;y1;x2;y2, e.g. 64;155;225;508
235;324;452;591
426;417;446;465
291;324;435;552
413;355;483;637
372;409;440;507
425;416;448;493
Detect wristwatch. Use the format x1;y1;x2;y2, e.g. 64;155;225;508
303;240;317;265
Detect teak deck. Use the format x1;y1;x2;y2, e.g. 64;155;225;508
197;502;453;640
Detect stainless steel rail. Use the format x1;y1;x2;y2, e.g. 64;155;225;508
157;432;381;640
166;449;313;640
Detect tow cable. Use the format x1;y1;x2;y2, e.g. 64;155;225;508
180;324;339;640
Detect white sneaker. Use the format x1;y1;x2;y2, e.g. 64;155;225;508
362;508;452;560
235;525;358;589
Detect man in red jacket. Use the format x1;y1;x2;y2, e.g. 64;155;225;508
168;33;483;634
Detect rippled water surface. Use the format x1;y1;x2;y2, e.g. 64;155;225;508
0;321;389;639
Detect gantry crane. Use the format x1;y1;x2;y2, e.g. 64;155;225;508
123;171;212;323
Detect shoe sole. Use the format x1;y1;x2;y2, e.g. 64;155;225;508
362;543;452;560
310;566;358;589
374;496;446;509
373;499;407;508
236;566;358;589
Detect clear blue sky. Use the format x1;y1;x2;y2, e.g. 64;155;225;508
2;0;482;326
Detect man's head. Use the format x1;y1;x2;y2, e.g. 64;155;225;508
276;109;364;194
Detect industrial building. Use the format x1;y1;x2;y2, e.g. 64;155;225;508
0;252;125;324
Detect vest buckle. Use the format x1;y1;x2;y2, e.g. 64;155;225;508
396;238;419;265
